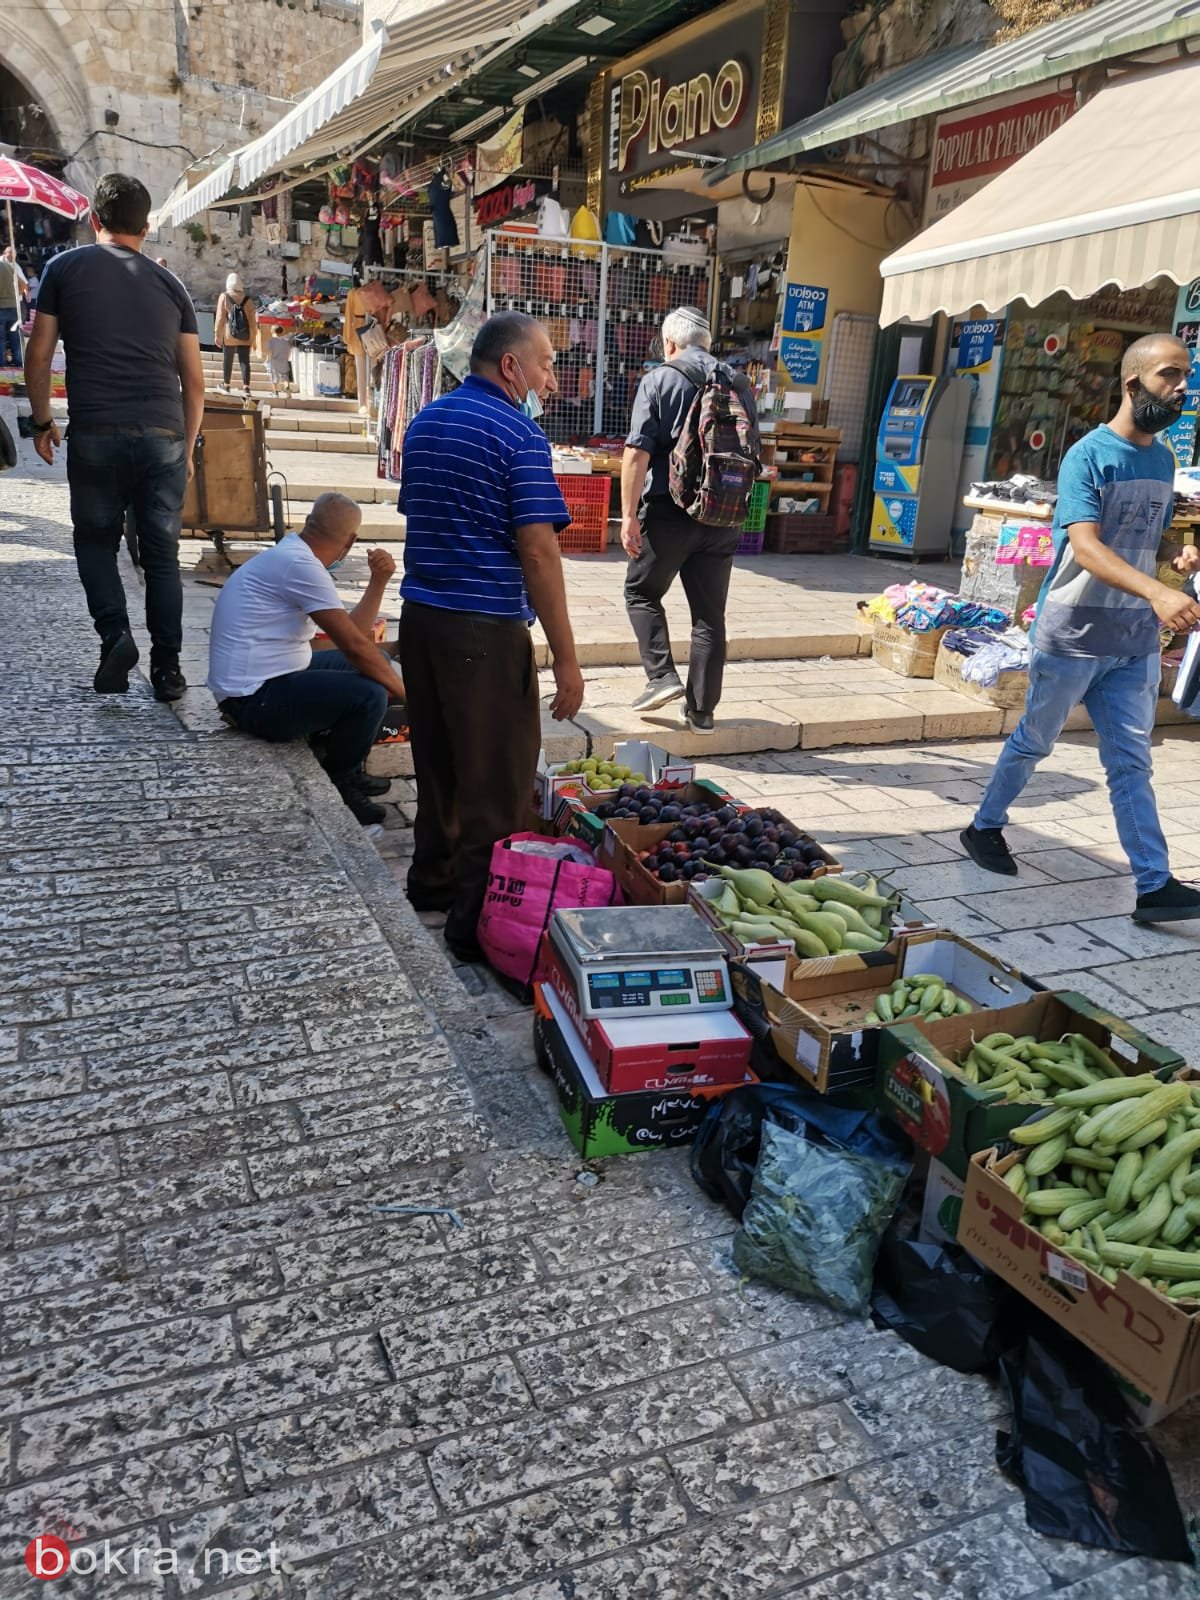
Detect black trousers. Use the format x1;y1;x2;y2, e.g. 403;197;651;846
400;601;540;946
222;344;251;386
624;500;741;715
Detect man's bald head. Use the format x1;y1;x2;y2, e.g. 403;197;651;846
301;492;362;566
1121;333;1190;384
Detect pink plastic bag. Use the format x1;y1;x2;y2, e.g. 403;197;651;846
477;833;618;987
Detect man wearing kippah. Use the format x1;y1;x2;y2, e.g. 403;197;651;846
620;306;759;734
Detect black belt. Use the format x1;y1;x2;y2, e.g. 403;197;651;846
68;424;184;439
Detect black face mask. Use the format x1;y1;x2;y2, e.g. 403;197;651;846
1130;380;1183;435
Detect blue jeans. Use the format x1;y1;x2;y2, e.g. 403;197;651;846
220;649;388;785
974;649;1170;894
0;308;19;366
67;427;188;665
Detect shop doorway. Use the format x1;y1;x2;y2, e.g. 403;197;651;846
0;60;77;269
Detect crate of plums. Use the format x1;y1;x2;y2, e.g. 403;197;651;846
597;786;841;906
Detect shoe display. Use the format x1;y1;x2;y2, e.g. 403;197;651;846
632;677;685;713
959;825;1018;877
1132;877;1200;923
685;708;715;734
94;630;138;694
150;665;187;703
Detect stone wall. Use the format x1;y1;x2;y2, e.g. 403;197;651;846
1;0;362;296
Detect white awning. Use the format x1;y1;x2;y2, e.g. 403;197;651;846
163;158;239;227
230;0;580;192
880;58;1200;324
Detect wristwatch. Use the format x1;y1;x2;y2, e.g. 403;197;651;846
31;418;55;434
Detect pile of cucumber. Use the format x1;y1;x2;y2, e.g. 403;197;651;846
704;867;899;958
1003;1066;1200;1299
864;974;973;1025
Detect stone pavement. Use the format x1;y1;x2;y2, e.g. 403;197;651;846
2;466;1200;1598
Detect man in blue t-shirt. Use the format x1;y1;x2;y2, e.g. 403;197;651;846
961;333;1200;923
24;173;206;703
398;311;584;961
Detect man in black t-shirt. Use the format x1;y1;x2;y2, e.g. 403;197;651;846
24;173;206;701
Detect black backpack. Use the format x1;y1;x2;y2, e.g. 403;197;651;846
227;296;249;340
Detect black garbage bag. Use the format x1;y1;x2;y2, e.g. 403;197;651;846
998;1318;1194;1564
732;1123;908;1316
691;1079;909;1221
871;1230;1020;1373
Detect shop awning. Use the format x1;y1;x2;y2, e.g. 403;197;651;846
879;58;1200;324
163;158;239;227
707;0;1200;183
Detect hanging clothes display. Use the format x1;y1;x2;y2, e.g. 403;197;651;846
358;202;383;268
375;339;444;481
427;170;459;250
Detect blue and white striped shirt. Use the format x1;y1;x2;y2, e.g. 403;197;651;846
399;374;570;622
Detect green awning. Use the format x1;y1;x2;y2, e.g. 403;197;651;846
708;0;1200;183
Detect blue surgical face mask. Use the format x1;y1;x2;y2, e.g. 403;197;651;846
328;558;345;573
512;362;545;421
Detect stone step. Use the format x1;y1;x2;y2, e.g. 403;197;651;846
267;430;374;455
264;411;365;434
365;660;1193;775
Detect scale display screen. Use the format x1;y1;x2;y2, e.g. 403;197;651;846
585;966;727;1010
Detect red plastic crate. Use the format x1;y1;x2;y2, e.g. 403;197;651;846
556;473;612;555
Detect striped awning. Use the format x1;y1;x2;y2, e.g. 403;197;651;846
880;58;1200;324
163;158;239;227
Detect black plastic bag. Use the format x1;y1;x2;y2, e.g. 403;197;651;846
872;1231;1019;1373
998;1318;1194;1565
691;1079;909;1221
732;1123;908;1316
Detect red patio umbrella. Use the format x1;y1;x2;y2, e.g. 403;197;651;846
0;158;90;221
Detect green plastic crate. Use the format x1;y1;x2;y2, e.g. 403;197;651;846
741;480;769;535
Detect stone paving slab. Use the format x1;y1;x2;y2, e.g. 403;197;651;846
1;471;1198;1597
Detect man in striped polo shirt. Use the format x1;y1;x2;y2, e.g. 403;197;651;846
399;311;584;962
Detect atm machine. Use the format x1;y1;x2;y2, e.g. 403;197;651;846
869;374;973;557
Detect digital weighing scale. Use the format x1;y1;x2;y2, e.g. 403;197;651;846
548;905;733;1019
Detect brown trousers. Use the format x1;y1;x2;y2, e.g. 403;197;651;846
399;600;540;946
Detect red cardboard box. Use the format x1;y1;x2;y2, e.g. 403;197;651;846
539;936;753;1094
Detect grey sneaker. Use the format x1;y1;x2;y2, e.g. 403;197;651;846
632;677;685;714
685;709;715;734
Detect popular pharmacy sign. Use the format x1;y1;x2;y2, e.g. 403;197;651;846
924;88;1075;222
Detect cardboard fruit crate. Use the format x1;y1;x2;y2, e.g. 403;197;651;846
878;990;1184;1179
933;638;1029;711
871;621;948;679
961;1133;1200;1409
734;930;1039;1098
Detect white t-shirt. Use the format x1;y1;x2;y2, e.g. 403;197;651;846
207;533;341;700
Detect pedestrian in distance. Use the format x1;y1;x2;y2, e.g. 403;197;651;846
397;309;584;963
0;245;28;366
961;332;1200;924
207;493;403;826
23;172;205;702
215;271;256;395
620;306;760;735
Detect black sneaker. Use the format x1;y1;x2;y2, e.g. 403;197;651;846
632;676;685;713
685;709;715;735
1132;877;1200;924
337;786;386;825
150;665;187;703
959;824;1018;877
444;930;486;965
94;630;138;694
351;771;392;797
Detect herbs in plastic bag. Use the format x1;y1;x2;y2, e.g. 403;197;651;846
732;1123;907;1316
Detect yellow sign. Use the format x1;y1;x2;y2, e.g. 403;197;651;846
617;60;748;172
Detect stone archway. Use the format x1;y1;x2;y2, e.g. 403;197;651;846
0;11;93;189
